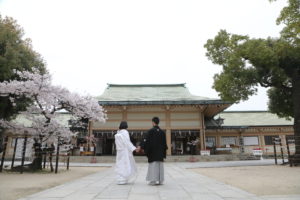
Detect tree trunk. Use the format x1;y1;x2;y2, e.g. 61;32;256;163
29;141;43;170
292;71;300;164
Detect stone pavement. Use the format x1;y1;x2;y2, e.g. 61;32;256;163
18;162;300;200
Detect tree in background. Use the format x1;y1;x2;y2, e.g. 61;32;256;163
0;15;45;152
204;0;300;162
0;15;45;120
0;70;106;170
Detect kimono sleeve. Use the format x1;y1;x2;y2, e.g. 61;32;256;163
124;134;136;152
144;130;152;155
162;130;168;158
140;131;148;150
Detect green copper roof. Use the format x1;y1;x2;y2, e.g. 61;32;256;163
97;83;231;105
219;111;293;126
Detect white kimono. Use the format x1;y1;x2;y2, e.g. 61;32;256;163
114;129;137;183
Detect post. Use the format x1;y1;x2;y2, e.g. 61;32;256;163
43;151;46;169
279;138;285;164
0;136;9;172
273;137;277;165
55;138;60;174
67;151;70;170
11;137;18;169
21;137;28;174
286;138;291;158
286;138;292;167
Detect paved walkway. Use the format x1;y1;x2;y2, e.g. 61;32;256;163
17;162;300;200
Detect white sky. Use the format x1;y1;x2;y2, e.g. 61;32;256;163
0;0;286;111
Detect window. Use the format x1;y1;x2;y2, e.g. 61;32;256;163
221;136;237;146
243;136;259;146
264;135;279;145
206;136;216;148
286;135;295;144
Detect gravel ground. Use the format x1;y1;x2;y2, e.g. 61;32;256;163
0;167;109;200
191;165;300;196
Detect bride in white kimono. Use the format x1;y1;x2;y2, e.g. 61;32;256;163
114;121;138;184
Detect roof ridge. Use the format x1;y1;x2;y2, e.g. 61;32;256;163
107;83;186;87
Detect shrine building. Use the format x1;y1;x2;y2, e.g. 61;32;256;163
2;83;294;158
90;83;294;156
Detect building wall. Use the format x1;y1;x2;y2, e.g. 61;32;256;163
92;105;204;155
91;105;295;156
206;126;294;155
4;107;294;157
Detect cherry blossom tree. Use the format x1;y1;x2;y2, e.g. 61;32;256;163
0;70;106;170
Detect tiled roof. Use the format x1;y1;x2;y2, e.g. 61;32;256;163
219;111;293;126
97;83;231;105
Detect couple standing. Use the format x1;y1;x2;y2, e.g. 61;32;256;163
114;117;168;185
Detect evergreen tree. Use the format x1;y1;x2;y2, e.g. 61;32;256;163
204;0;300;162
0;15;45;120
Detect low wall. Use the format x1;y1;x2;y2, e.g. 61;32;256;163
55;154;256;163
2;153;265;163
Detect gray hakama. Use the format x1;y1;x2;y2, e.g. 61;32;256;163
146;161;164;183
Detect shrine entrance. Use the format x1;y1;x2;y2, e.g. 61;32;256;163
93;130;147;155
93;131;115;155
171;130;200;155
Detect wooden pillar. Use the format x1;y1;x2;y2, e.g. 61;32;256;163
216;135;221;147
165;105;171;156
166;130;171;156
200;112;206;150
259;135;265;151
202;130;206;150
88;121;92;137
122;106;127;121
279;135;285;143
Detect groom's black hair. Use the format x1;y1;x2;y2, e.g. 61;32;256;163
119;121;128;129
152;117;159;125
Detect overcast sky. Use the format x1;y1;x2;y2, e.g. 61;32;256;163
0;0;287;111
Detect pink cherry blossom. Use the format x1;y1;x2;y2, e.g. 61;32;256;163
0;70;106;146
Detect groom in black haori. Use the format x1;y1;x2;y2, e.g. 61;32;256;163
140;117;168;185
